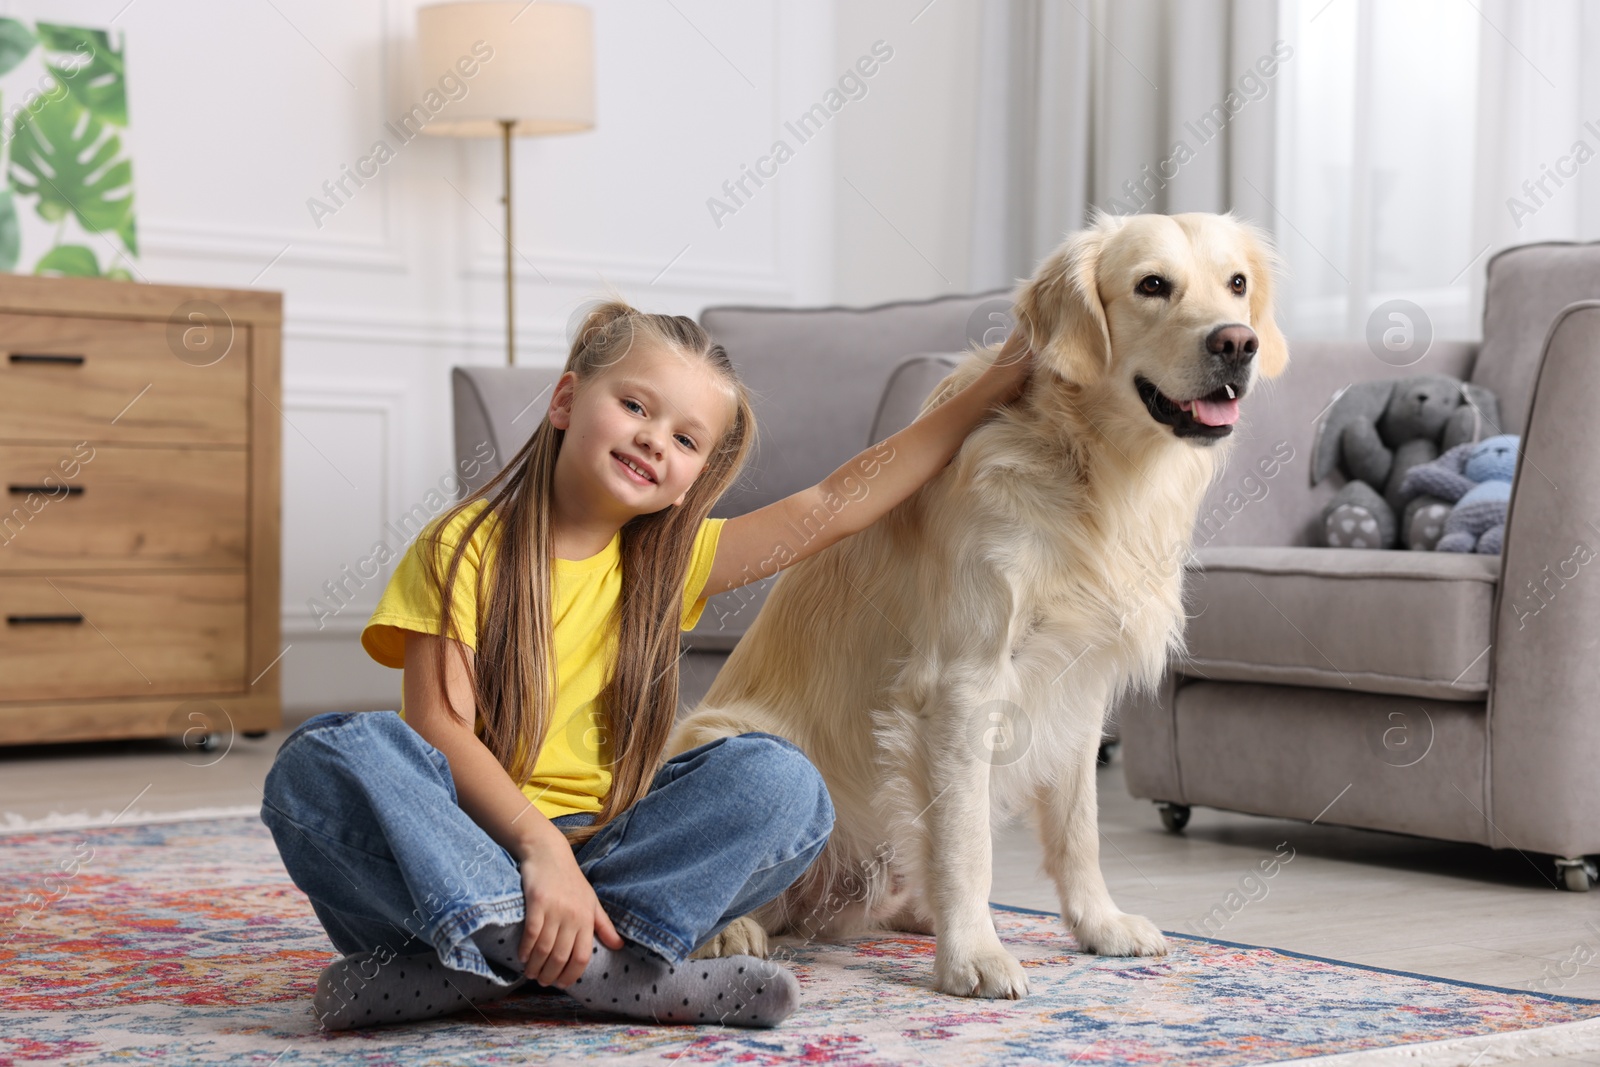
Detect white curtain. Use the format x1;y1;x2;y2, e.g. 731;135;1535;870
972;0;1600;341
968;0;1283;291
1275;0;1473;340
1469;0;1600;326
1275;0;1600;341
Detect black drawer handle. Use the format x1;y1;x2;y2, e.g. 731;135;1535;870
9;353;86;365
8;485;84;495
6;614;84;625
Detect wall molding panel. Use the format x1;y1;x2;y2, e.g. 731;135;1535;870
279;380;408;640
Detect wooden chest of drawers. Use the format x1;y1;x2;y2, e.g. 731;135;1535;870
0;276;281;745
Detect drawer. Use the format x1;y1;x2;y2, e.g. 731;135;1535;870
0;444;247;571
0;573;246;701
0;313;248;445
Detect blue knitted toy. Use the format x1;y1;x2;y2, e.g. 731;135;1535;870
1397;435;1519;554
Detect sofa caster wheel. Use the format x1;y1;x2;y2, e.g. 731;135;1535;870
243;730;267;739
1158;803;1190;833
1556;857;1596;892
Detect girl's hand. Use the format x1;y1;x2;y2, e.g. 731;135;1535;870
400;632;626;985
976;327;1034;405
514;823;625;987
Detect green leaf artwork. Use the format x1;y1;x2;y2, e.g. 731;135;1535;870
11;91;135;241
0;19;137;280
0;19;37;78
0;190;19;271
37;22;126;127
34;242;99;276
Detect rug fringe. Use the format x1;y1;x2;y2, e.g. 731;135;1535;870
1288;1014;1600;1065
0;804;261;835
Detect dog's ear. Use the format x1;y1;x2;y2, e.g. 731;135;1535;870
1239;221;1289;379
1014;223;1113;387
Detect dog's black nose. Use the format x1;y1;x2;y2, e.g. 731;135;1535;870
1207;324;1258;367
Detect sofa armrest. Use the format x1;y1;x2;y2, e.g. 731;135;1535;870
1488;300;1600;857
452;366;562;496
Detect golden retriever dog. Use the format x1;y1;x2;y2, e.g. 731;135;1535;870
668;211;1288;999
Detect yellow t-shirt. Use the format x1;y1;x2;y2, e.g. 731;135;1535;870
360;499;726;819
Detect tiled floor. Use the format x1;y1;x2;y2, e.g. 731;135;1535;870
4;716;1599;1014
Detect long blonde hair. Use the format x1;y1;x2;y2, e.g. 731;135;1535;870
421;301;757;847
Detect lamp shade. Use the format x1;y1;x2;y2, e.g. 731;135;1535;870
416;1;594;137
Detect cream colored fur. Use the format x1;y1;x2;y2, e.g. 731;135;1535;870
671;212;1289;998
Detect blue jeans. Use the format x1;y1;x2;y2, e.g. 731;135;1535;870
260;710;833;986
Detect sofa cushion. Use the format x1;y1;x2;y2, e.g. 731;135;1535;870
1187;340;1479;549
1181;547;1500;701
699;290;1007;520
870;353;961;443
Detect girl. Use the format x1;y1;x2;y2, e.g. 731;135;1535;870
261;300;1032;1032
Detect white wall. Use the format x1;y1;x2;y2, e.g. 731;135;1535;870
19;0;858;717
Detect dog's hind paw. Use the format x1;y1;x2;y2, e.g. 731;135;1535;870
689;915;770;960
934;942;1030;999
1074;911;1168;957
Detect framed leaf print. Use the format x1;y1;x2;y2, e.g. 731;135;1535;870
0;19;137;280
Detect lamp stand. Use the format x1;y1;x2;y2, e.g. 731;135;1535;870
500;118;515;366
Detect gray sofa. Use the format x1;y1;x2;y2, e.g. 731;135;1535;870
451;289;1007;714
1116;241;1600;891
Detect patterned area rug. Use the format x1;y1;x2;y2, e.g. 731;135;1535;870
2;814;1597;1066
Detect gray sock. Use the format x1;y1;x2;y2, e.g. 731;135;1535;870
311;945;528;1031
471;920;799;1028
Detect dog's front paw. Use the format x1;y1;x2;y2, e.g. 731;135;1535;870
690;915;769;960
1074;911;1167;957
934;941;1029;999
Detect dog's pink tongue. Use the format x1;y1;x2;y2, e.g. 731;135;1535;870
1186;396;1241;426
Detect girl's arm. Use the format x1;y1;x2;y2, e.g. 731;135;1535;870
703;330;1033;598
402;631;624;986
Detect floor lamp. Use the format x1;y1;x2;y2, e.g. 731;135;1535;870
417;1;596;366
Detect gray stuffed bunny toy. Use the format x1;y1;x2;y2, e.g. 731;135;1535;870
1310;374;1501;549
1397;434;1519;554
